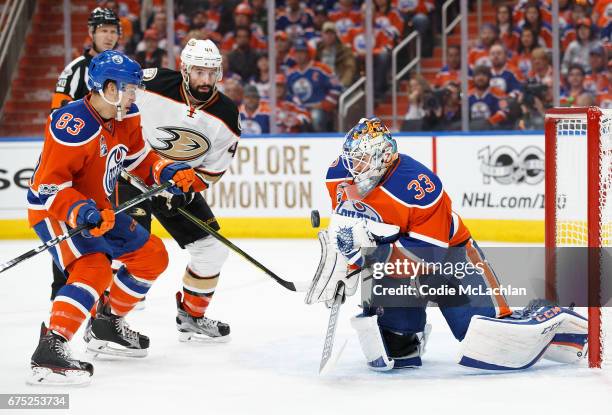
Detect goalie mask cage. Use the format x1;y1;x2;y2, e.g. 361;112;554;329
545;106;612;368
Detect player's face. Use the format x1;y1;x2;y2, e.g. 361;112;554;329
189;66;219;94
91;25;119;52
351;153;372;175
119;84;138;111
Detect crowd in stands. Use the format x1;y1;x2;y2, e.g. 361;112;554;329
89;0;612;133
405;0;612;131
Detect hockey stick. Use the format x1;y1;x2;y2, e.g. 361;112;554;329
319;280;347;375
121;171;304;292
0;181;174;274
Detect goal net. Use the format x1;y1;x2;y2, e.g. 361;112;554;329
545;106;612;368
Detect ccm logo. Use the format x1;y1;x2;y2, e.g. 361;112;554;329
535;306;562;322
541;321;562;335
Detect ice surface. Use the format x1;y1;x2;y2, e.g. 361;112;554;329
0;239;611;415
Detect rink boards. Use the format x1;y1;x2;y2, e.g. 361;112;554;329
0;132;544;242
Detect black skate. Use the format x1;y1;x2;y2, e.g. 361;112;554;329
28;323;93;386
176;292;230;343
84;301;149;358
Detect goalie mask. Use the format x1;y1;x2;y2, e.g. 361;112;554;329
341;117;398;198
180;38;223;102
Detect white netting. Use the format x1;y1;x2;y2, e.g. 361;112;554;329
553;109;612;366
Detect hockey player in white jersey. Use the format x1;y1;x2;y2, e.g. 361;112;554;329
131;38;240;341
307;117;589;371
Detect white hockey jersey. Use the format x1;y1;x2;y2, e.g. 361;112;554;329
136;68;241;191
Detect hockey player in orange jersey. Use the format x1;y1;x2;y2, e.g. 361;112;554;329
306;117;588;372
27;50;196;386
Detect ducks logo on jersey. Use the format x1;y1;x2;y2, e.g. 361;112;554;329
151;126;211;161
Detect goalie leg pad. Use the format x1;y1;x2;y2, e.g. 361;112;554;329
350;314;431;371
458;304;577;370
543;308;588;363
350;314;395;371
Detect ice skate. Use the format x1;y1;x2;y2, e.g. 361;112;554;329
176;292;230;342
84;301;149;358
28;323;93;386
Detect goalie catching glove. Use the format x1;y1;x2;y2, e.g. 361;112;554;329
305;214;400;307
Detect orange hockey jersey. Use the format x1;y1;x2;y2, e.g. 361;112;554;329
325;153;470;251
28;95;163;227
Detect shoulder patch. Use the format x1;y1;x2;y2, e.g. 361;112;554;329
49;101;100;146
326;157;350;181
382;154;443;208
143;68;158;81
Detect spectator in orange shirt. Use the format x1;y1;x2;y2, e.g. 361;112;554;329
434;45;461;89
516;27;538;78
374;0;404;41
584;44;608;94
496;4;519;52
596;60;612;108
515;2;552;48
188;10;223;44
329;0;362;38
593;0;612;29
527;47;553;85
221;3;267;53
342;14;394;98
468;24;499;69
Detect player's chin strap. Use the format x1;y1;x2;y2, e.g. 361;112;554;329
99;89;124;121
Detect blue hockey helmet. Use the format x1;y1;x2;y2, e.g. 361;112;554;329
88;50;143;92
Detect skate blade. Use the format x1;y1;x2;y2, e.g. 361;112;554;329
178;331;231;343
27;366;92;387
86;338;147;358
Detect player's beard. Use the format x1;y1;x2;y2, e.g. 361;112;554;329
189;83;215;102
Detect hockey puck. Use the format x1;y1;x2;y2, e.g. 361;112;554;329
310;210;321;228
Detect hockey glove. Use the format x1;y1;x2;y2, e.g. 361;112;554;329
67;200;115;238
152;159;196;194
151;192;195;217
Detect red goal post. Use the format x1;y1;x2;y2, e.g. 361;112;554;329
544;106;612;368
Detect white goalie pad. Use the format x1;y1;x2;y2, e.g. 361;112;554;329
305;230;358;306
350;314;431;371
542;309;588;364
458;309;569;370
350;314;394;371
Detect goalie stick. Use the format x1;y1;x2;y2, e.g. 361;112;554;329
319;280;348;375
121;171;308;292
0;181;173;274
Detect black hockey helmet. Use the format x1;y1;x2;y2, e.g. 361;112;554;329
88;7;120;34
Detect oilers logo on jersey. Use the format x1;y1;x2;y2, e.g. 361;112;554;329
150;126;211;162
104;145;128;195
292;77;314;103
334;200;382;222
